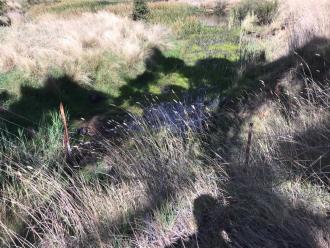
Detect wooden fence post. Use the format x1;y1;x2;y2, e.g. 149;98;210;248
245;122;253;166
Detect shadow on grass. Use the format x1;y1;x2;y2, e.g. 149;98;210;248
1;37;329;130
0;74;129;135
166;166;329;248
2;37;330;247
115;47;236;107
165;194;227;248
0;47;237;138
0;37;329;182
205;36;330;186
276;116;330;187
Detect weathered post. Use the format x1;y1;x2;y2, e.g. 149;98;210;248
245;122;253;166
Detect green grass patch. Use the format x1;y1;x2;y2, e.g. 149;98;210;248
154;201;177;230
28;0;129;15
149;3;202;37
230;0;279;25
1;2;244;134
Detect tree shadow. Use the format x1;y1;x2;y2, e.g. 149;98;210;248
0;46;238;153
115;47;236;107
0;74;130;135
204;36;330;184
2;37;327;138
1;36;330;247
1;36;329;132
163;37;330;248
241;37;330;105
0;36;328;171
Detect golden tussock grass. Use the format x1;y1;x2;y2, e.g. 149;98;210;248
281;0;330;49
0;1;329;247
264;0;330;60
0;110;221;247
0;11;169;81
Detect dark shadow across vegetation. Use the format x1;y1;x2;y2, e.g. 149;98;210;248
0;32;330;247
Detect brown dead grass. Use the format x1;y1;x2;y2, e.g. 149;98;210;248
0;11;169;81
264;0;330;60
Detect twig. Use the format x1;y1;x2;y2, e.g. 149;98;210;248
59;103;72;158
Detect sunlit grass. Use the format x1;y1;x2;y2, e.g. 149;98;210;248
0;0;329;247
27;0;130;16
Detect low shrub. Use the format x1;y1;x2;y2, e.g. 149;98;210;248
239;30;266;67
132;0;149;21
214;0;228;16
176;16;203;37
0;0;6;14
230;0;278;25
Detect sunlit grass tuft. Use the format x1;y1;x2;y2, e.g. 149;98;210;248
0;11;169;82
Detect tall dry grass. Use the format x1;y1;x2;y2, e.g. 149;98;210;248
281;0;330;50
0;85;329;247
224;75;330;247
248;81;330;186
0;103;221;247
0;1;329;247
0;11;168;82
264;0;330;60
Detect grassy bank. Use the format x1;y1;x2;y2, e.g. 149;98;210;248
0;1;244;131
0;0;329;247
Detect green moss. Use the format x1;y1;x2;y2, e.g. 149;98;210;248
208;43;240;61
209;43;238;53
148;72;189;95
121;100;143;115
